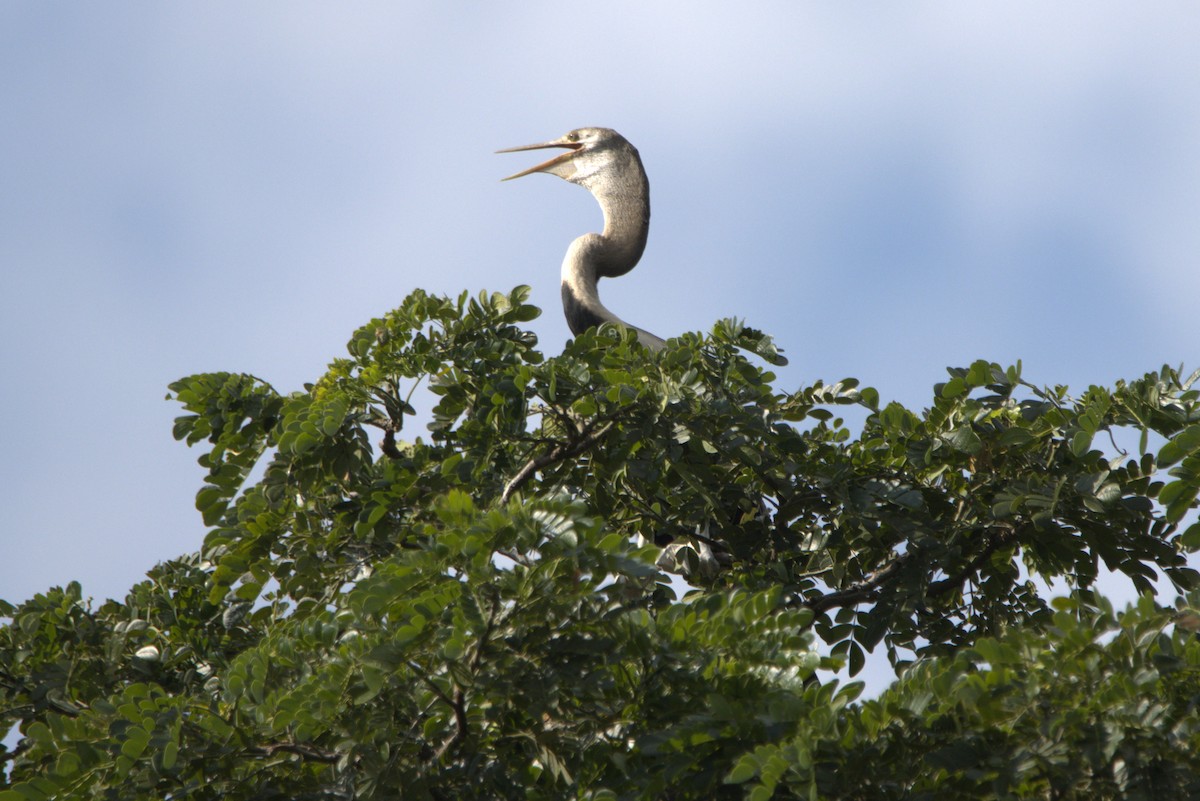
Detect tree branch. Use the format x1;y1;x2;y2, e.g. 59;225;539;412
927;527;1016;598
364;406;405;460
246;742;339;763
798;525;1019;617
500;419;615;503
801;556;907;616
380;427;402;460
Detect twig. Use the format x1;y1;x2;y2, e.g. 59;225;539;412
495;548;532;567
433;689;469;761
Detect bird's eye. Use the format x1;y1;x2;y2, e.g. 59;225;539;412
567;132;579;142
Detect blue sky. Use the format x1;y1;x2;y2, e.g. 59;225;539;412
2;4;1198;661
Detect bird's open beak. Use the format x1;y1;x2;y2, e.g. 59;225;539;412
497;136;584;181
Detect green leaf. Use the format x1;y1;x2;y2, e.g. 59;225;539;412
749;786;774;801
53;752;80;779
120;727;150;760
1070;430;1093;457
25;721;52;746
941;376;968;398
1161;479;1200;523
726;755;760;784
944;425;982;454
1160;424;1200;467
1181;522;1200;549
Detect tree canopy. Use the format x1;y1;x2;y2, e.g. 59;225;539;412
3;286;1200;799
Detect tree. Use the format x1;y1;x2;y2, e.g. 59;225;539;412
3;285;1199;799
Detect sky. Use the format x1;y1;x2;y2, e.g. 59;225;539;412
2;4;1199;688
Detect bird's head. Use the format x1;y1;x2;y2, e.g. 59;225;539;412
498;127;634;186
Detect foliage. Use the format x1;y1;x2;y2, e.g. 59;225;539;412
2;286;1199;799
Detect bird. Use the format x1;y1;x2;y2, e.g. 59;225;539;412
498;127;667;350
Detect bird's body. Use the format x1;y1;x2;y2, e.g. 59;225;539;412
499;127;666;350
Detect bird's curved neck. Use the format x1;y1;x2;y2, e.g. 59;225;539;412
559;163;651;323
580;159;650;279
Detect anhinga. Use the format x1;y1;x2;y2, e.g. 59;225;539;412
499;127;666;349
